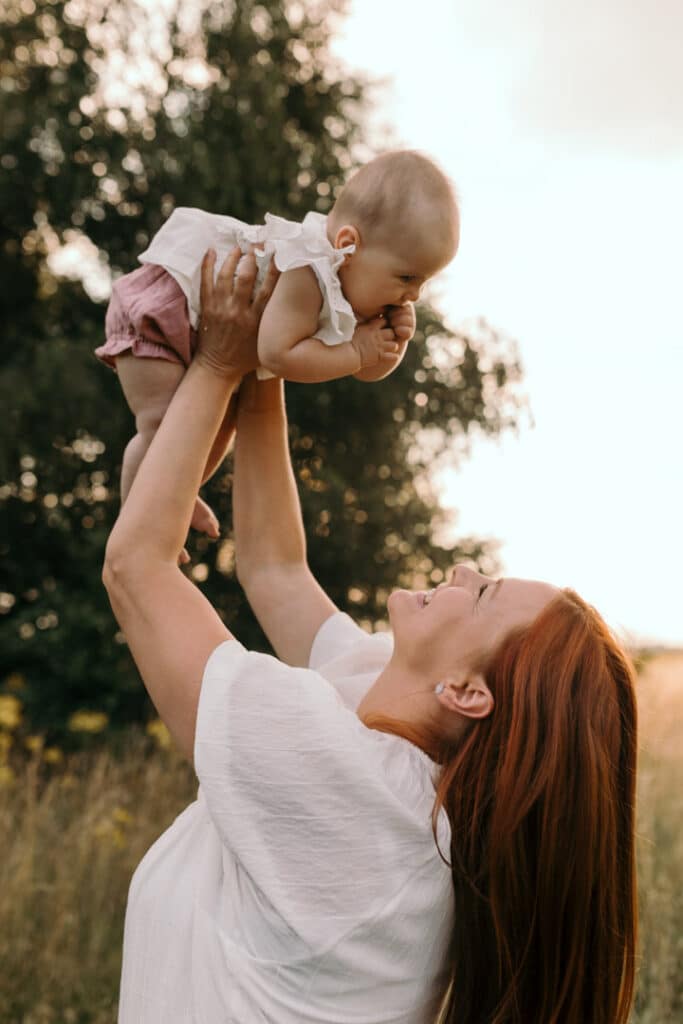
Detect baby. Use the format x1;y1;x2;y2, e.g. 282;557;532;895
96;150;460;542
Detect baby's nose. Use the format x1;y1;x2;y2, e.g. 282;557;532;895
403;283;421;302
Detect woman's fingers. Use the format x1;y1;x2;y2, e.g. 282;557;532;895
252;255;280;316
201;247;281;312
227;252;257;310
215;246;244;292
199;249;217;311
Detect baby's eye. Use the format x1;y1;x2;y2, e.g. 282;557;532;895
398;275;413;283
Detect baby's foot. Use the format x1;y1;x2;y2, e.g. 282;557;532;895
191;496;220;538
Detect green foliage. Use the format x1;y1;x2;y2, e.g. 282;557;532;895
0;0;525;741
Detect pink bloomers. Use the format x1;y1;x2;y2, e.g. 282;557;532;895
95;264;197;370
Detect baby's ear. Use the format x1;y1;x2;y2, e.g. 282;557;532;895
334;224;360;252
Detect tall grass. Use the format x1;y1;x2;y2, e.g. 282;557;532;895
0;731;195;1023
631;651;683;1023
0;654;681;1023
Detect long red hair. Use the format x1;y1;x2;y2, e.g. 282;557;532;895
366;589;638;1024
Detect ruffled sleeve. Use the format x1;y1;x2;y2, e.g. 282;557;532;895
138;208;357;346
264;212;357;346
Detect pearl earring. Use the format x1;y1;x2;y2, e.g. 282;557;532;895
434;682;445;695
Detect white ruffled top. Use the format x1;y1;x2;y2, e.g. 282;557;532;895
139;208;357;347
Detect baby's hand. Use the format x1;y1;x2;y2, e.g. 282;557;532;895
350;317;400;369
385;303;416;344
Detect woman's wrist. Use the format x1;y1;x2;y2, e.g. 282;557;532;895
193;350;245;388
237;374;284;415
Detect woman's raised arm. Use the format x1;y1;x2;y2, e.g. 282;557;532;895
103;249;278;762
233;304;416;664
233;374;337;666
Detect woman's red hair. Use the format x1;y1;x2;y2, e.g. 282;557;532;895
367;589;638;1024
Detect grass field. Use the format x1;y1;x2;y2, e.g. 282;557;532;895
1;653;681;1023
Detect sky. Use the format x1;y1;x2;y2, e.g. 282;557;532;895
331;0;683;646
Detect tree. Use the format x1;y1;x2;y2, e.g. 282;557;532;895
0;0;524;742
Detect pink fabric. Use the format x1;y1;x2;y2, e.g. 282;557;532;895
96;264;198;369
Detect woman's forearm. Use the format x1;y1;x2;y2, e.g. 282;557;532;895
233;375;337;666
233;376;306;581
106;360;241;568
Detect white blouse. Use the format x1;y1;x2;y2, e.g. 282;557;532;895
117;613;453;1023
138;208;357;347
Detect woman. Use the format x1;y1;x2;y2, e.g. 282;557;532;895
103;248;638;1024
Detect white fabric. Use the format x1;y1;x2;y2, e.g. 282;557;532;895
118;613;453;1024
139;208;357;346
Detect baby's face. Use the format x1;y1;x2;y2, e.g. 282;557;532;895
338;233;454;321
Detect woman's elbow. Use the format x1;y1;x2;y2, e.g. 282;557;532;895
102;541;137;599
234;550;260;594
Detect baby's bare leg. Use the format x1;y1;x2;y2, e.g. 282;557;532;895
116;354;185;501
116;354;236;541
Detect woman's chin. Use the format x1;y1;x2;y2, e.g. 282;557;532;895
387;588;420;624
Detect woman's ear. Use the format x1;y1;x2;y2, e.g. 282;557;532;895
435;672;494;720
334;223;360;253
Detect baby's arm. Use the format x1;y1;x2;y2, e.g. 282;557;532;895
258;268;397;383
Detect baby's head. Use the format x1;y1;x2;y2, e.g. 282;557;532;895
327;150;460;320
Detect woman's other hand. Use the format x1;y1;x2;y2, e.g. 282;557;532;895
196;247;280;379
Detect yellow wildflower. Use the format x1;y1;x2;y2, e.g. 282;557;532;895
112;806;134;826
112;828;126;849
0;764;15;785
43;746;63;764
0;694;22;730
94;819;126;849
67;710;109;734
146;717;172;750
24;734;44;754
93;820;110;841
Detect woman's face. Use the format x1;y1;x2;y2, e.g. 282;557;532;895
388;564;559;681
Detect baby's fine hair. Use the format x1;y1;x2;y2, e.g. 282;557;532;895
329;150;460;251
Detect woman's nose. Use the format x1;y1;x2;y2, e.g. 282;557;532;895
450;564;490;588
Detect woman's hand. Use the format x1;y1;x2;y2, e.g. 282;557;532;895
196;247;280;379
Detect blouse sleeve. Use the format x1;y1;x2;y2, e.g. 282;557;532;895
194;639;430;951
308;611;374;668
308;612;394;710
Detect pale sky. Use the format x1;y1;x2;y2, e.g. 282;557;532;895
332;0;683;646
